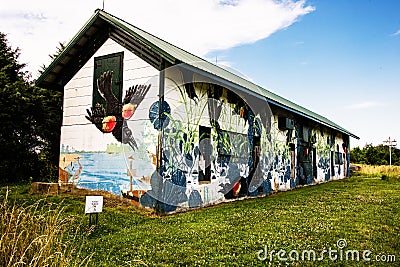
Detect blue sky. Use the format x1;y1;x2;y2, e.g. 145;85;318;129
1;0;399;148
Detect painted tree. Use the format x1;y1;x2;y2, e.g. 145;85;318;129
0;32;62;182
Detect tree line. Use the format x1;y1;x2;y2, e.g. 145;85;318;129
0;32;62;183
350;144;400;166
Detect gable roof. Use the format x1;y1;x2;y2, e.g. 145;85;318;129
36;9;358;140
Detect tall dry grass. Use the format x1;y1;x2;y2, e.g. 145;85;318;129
354;164;400;179
0;189;91;267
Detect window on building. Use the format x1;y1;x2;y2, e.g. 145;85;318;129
92;52;124;111
289;143;296;178
335;152;344;165
199;125;211;183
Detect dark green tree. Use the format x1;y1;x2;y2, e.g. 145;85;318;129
0;32;62;183
351;143;399;166
350;146;365;164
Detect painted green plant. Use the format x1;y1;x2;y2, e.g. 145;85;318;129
315;131;331;159
162;79;209;176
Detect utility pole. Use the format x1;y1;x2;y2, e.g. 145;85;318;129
383;137;397;166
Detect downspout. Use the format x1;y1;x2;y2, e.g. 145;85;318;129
154;60;165;214
157;60;165;171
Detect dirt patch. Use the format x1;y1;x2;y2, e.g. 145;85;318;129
64;186;136;208
31;182;59;195
30;182;138;209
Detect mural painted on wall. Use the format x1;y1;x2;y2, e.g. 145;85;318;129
259;125;295;193
138;65;311;213
60;55;349;214
315;129;332;182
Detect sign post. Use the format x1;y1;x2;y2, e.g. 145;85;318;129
85;196;103;226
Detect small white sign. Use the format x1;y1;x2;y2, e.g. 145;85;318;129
85;196;103;214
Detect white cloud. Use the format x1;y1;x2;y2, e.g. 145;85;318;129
391;29;400;36
0;0;314;77
345;101;385;110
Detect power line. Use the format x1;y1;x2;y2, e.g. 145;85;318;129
383;137;397;166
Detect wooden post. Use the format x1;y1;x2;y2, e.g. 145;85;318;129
89;213;99;226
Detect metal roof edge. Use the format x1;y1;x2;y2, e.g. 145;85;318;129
97;11;176;65
267;98;359;139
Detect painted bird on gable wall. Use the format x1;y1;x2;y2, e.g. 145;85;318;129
85;71;151;150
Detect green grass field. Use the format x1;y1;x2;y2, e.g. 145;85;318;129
1;176;399;266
